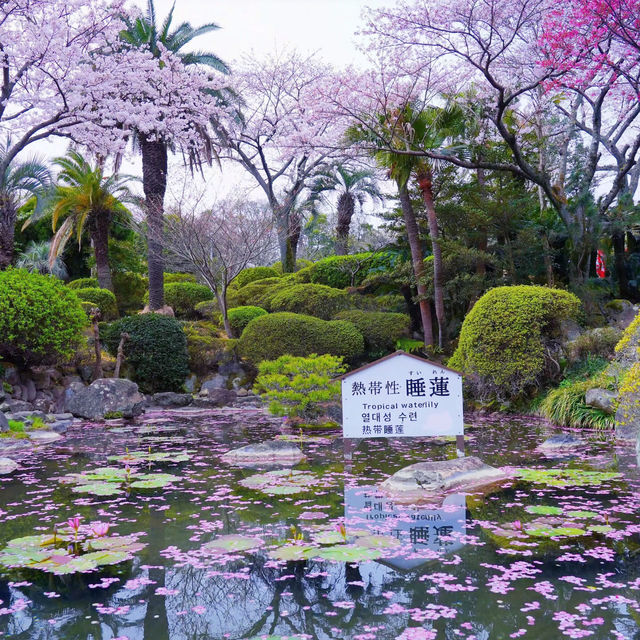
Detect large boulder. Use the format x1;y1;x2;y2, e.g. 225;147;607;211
66;378;145;420
0;412;7;432
222;440;305;466
151;392;192;408
192;389;237;408
200;374;227;395
380;456;506;499
536;434;584;450
585;388;617;414
604;299;638;330
0;458;18;474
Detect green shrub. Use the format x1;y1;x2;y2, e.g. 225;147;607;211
234;266;280;289
230;278;292;310
103;314;190;393
194;299;221;321
238;312;364;364
164;272;197;283
272;259;312;274
567;327;622;363
255;354;346;421
334;310;410;356
74;287;118;320
8;420;25;433
144;282;214;319
449;285;581;401
303;253;396;289
227;306;268;337
182;321;228;374
0;269;87;367
67;277;99;289
269;284;353;319
112;272;148;315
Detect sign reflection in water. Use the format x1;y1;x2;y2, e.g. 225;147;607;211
344;486;467;570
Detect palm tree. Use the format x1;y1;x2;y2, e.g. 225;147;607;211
307;164;383;255
48;150;135;291
16;240;68;280
119;0;230;310
0;141;51;270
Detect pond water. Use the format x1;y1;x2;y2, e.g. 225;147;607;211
0;408;638;640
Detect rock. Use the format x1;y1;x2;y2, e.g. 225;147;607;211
0;458;18;474
537;434;585;450
237;388;248;397
2;400;34;413
585;388;617;414
615;391;640;441
222;440;305;465
637;429;640;467
6;411;47;425
78;366;94;383
616;423;638;441
151;392;192;408
0;387;5;402
0;413;7;432
200;374;227;395
3;365;20;386
192;389;237;408
27;431;63;444
219;361;246;378
380;456;507;498
48;420;72;434
605;299;638;329
53;413;73;421
32;369;52;391
560;319;583;343
141;304;175;317
183;374;198;394
66;378;145;420
61;375;83;388
64;381;86;410
24;379;36;403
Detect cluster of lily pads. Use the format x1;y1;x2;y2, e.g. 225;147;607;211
0;521;146;576
514;467;622;487
238;469;320;496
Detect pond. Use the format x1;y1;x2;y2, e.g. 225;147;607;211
0;408;638;640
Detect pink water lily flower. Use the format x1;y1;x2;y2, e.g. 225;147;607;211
91;523;110;538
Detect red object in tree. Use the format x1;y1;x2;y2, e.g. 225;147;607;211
596;250;606;278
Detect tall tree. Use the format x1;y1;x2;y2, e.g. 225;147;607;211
307;164;383;255
119;0;230;309
47;150;135;291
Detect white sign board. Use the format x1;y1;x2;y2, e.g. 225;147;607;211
344;485;467;570
341;352;463;439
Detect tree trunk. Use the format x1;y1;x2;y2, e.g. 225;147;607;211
217;291;233;338
612;229;634;300
335;192;355;256
398;183;434;348
140;137;168;310
0;196;17;270
416;169;446;349
90;212;113;291
275;206;297;274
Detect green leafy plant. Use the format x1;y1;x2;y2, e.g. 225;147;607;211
514;468;622;487
0;269;87;366
234;266;280;289
73;287;118;320
103;411;124;419
144;282;213;319
67;277;99;289
334;310;410;356
227;306;268;337
254;354;346;421
269;283;353;319
164;272;197;283
112;271;148;315
8;420;25;432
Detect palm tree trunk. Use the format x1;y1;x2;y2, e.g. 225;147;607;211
335;192;355;256
141;137;168;310
416;169;446;349
398;183;434;348
0;197;17;270
90;213;113;291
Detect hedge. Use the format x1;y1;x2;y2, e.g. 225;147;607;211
103;314;190;393
301;252;396;289
164;272;197;283
238;312;364;364
448;285;581;401
67;277;99;290
113;271;148;315
182;321;228;374
234;266;280;289
333;310;411;355
0;269;87;366
269;283;353;319
227;306;268;337
230;277;292;310
145;282;214;318
74;287;119;320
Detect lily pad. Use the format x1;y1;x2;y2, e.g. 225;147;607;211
239;469;318;496
525;526;586;537
525;505;563;516
72;482;124;496
130;473;181;489
268;544;316;561
312;531;346;545
357;534;402;550
565;510;599;519
202;535;264;553
108;451;191;464
588;524;614;534
311;544;382;562
515;468;622;488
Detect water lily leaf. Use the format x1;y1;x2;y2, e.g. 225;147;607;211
84;535;146;553
202;535;264;553
357;535;402;550
108;451;191;464
82;550;130;566
7;534;64;549
72;482;124;496
83;467;131;482
515;468;622;488
565;510;599;519
268;544;316;561
239;470;318;495
525;505;563;516
525;526;586;537
262;485;305;495
312;531;346;545
0;547;54;566
311;544;382;562
588;524;614;534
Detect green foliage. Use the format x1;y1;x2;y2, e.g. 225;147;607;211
615;310;640;355
103;411;123;419
234;266;280;289
73;287;118;320
396;337;425;353
255;354;346;421
270;283;353;319
145;282;214;319
182;321;227;374
563;355;609;382
271;259;312;274
8;420;25;433
67;277;99;289
303;252;396;289
449;285;581;401
333;310;410;357
103;314;190;393
567;327;622;362
229;277;291;310
0;269;87;367
112;271;148;315
164;272;197;283
227;306;268;337
194;299;220;321
238;312;364;364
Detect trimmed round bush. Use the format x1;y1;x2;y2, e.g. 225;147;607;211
234;266;280;289
182;321;228;374
194;299;220;320
164;272;197;283
67;277;99;289
230;278;292;310
448;285;581;401
334;310;411;355
112;271;148;315
145;282;214;319
0;269;87;366
269;284;353;319
303;253;396;289
227;306;268;337
74;287;118;320
238;312;364;363
271;258;312;274
103;314;189;393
